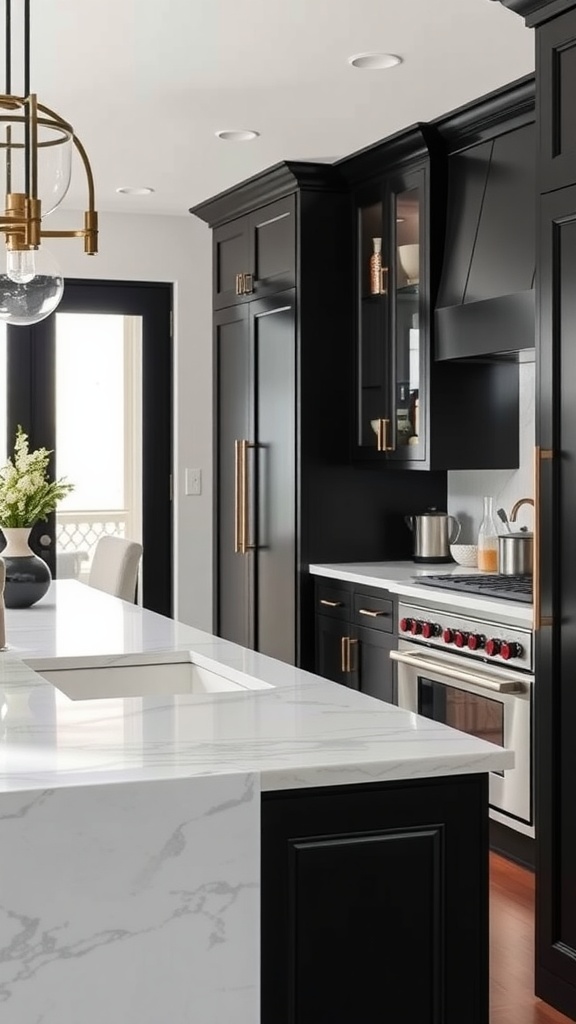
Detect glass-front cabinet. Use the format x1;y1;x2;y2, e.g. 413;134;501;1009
356;166;427;464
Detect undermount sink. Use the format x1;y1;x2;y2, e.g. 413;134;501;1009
26;654;273;701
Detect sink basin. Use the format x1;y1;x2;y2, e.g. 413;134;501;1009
27;654;273;701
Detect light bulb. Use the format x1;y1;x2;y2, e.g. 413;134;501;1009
0;247;64;326
6;249;36;284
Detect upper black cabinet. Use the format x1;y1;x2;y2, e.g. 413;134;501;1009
212;196;296;308
356;166;426;463
339;126;441;468
537;6;576;193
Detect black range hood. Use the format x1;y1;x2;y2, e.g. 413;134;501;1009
435;119;536;361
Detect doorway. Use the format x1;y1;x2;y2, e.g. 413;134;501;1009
5;280;173;617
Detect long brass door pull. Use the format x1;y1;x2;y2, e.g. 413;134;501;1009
534;446;553;630
234;439;256;554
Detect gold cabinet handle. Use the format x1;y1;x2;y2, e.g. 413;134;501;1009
376;418;395;453
534;445;553;630
235;273;243;296
234;439;256;554
340;636;348;673
243;272;254;295
340;636;357;673
358;608;386;617
320;599;343;608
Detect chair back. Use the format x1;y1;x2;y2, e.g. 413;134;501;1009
88;536;142;602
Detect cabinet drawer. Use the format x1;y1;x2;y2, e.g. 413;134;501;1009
316;583;351;620
353;592;393;633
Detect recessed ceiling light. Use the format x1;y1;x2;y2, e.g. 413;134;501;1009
348;53;403;70
116;186;155;196
215;129;260;142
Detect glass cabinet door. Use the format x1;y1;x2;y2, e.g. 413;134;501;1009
392;183;423;459
357;199;389;451
356;171;425;462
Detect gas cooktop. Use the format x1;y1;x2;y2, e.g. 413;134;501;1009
414;573;533;604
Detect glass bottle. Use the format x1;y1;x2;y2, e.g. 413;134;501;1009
369;237;383;295
477;496;499;572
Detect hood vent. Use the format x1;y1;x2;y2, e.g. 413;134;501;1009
435;121;535;360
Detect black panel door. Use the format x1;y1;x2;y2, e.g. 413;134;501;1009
536;184;576;1017
214;304;253;647
250;196;296;298
538;7;576;193
213;217;251;309
315;614;358;689
253;292;296;663
356;624;396;704
262;776;489;1024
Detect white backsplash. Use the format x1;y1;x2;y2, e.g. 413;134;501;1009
448;360;535;543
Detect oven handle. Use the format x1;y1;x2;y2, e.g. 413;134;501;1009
389;650;524;693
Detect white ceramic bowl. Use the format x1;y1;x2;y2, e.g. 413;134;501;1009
398;243;420;284
450;544;478;568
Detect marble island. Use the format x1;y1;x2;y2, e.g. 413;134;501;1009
0;582;511;1024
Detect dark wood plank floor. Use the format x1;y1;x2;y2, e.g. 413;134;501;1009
490;852;573;1023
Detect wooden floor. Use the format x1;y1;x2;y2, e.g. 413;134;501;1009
490;853;573;1023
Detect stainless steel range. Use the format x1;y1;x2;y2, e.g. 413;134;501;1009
391;597;534;837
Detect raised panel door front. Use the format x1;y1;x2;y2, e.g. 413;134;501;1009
215;305;254;647
213;217;251;308
250;196;296;297
253;291;296;663
538;8;576;192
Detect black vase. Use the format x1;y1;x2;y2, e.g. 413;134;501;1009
0;528;52;609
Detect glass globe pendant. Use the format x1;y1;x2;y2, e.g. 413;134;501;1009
0;0;98;327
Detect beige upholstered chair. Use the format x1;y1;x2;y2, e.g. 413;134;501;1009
88;536;143;603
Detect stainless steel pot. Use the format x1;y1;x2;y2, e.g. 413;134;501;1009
498;532;533;575
405;509;461;563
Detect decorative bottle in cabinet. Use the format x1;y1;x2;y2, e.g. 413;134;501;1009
477;496;499;572
370;237;385;295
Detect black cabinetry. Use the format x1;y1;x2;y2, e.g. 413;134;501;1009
496;1;576;1016
314;577;397;704
193;163;447;669
262;774;490;1024
212;196;296;308
340;122;520;471
215;293;296;661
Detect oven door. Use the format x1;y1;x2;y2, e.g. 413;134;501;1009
391;642;533;832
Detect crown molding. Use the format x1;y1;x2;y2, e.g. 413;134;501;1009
491;0;576;26
432;75;534;151
190;161;346;227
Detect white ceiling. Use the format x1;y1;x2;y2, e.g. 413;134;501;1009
26;0;534;217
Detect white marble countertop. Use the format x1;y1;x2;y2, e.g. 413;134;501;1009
310;560;533;625
0;581;512;794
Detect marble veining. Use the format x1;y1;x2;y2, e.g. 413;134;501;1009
0;581;512;793
0;773;260;1024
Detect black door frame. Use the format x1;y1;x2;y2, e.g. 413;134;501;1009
6;279;173;617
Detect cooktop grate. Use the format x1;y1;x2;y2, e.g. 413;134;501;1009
414;573;533;604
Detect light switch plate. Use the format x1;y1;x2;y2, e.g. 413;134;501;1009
185;468;202;496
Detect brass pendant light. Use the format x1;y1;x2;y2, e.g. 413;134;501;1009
0;0;98;325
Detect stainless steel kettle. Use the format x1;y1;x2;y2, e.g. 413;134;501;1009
405;509;461;563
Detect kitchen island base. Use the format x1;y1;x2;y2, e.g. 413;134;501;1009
262;774;489;1024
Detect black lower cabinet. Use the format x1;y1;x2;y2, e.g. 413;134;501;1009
315;578;397;703
261;775;489;1024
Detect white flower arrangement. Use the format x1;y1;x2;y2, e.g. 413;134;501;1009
0;426;74;528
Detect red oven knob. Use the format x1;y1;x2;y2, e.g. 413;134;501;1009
501;641;523;661
467;633;485;651
410;619;423;635
422;621;439;639
399;617;413;633
485;639;501;657
442;628;454;644
454;631;469;648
